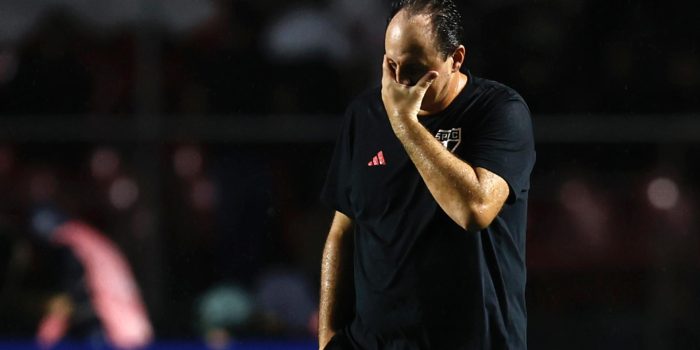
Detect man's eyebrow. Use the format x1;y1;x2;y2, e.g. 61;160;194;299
387;53;425;65
388;57;425;67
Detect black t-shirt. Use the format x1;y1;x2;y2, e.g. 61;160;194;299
321;71;535;350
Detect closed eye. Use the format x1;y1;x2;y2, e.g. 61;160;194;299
400;65;427;85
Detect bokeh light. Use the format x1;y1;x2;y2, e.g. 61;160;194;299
647;177;680;210
191;177;216;211
90;148;121;180
109;177;139;210
0;146;14;175
173;145;203;180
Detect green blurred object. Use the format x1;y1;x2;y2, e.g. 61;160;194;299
197;284;254;333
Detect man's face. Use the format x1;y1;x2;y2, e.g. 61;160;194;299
384;10;455;110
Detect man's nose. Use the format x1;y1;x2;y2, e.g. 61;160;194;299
395;67;412;86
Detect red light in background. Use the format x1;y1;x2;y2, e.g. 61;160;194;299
173;145;203;180
90;148;121;180
191;177;216;211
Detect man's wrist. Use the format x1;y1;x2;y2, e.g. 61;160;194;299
318;329;335;349
391;116;422;141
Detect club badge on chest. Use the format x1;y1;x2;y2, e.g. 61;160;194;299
434;128;462;153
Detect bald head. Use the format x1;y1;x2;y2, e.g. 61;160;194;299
387;0;464;58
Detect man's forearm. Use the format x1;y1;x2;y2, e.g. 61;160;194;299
319;219;354;348
381;58;509;231
392;118;505;230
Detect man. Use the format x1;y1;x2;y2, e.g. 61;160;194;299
319;0;535;349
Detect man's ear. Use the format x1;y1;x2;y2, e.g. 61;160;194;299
451;45;466;72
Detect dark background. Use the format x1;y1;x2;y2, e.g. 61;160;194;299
0;0;699;349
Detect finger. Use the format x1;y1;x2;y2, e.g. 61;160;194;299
381;55;394;86
413;70;439;94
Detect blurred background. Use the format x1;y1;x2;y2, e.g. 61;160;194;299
0;0;698;349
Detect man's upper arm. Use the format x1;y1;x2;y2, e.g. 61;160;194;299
468;167;510;230
328;211;353;239
466;98;535;204
321;105;356;218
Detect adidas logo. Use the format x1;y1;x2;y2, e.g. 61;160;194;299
367;151;386;166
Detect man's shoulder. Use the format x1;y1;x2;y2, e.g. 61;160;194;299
462;75;531;125
471;75;527;105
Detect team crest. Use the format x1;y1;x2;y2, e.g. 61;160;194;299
434;128;461;152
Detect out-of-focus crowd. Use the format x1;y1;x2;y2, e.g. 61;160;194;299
0;0;698;117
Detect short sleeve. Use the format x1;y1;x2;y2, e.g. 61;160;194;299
320;106;355;217
465;99;535;203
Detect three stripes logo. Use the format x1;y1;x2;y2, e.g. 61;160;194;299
367;151;386;166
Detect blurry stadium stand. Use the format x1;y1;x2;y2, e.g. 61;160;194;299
0;113;699;143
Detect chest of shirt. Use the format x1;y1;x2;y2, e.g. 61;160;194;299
347;110;478;220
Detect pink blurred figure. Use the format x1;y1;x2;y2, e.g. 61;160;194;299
36;221;153;349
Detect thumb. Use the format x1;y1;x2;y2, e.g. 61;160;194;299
414;71;439;93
